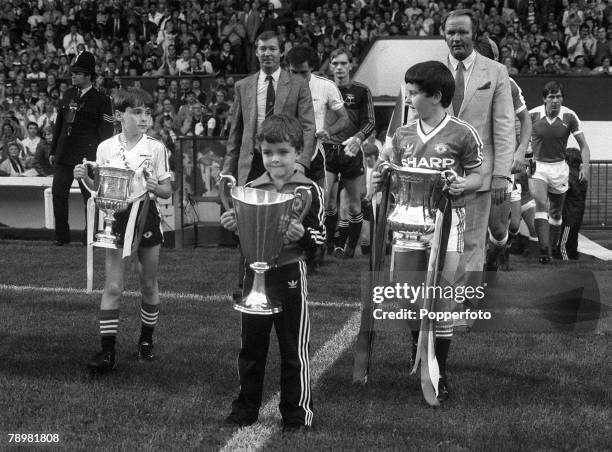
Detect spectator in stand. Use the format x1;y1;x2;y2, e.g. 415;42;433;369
571;54;591;73
592;26;612;67
520;53;542;74
32;126;55;176
62;23;85;59
37;102;57;131
221;12;246;73
19;121;40;169
544;49;571;74
591;55;612;74
0;141;37;176
180;102;207;136
503;56;520;75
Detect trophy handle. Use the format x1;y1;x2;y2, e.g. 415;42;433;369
219;173;236;211
291;186;312;224
81;158;99;194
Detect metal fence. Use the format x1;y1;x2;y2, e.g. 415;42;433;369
585;161;611;228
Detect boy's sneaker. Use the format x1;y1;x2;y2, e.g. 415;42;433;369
87;350;116;374
137;341;155;361
223;414;256;428
437;377;450;403
538;247;551;264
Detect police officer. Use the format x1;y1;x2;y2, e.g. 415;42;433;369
49;51;115;246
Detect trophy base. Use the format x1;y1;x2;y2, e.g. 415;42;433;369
93;232;120;249
234;294;282;315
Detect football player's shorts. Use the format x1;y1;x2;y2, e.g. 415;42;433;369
531;160;569;194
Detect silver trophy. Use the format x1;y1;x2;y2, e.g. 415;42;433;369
219;174;312;315
83;159;135;249
383;163;457;251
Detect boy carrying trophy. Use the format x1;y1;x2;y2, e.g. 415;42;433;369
74;87;172;374
220;114;325;433
372;61;483;403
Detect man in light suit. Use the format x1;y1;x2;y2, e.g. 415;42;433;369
443;9;515;289
222;30;316;186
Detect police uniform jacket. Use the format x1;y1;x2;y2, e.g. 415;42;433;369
50;86;114;165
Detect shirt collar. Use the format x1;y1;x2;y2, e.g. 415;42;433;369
449;50;476;71
259;67;281;82
80;85;92;96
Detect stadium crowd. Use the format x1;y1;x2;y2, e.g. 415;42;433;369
1;0;612;175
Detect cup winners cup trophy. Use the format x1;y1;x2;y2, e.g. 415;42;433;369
219;174;312;315
82;159;141;248
352;162;456;406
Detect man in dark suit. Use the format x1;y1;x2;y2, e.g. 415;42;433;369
49;51;114;246
222;30;315;186
105;8;129;41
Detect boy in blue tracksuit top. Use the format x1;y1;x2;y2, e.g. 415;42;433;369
220;114;325;432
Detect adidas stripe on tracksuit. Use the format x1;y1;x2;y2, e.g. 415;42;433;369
230;171;325;427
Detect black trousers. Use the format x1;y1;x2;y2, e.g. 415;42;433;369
51;163;90;243
231;261;313;426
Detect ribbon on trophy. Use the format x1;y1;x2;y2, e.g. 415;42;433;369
411;197;452;407
84;164;149;292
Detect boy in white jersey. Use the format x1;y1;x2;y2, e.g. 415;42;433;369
74;87;172;374
374;61;483;402
528;81;590;263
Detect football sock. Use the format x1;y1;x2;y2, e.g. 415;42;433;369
100;309;119;352
534;212;549;252
335;219;349;249
140;302;159;344
346;212;363;250
549;218;563;250
324;208;338;249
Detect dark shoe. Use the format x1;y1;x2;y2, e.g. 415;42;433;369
333;246;344;258
87;350;116;374
53;240;69;246
282;423;310;434
360;245;371;255
539;247;551;264
137;341;155;361
344;246;355;258
551;245;563;260
223;415;256;428
437;377;450;403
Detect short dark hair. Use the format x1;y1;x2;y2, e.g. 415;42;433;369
113;87;154;111
442;9;479;38
255;30;279;46
543;81;564;98
257;114;303;151
26;121;38;129
330;48;352;61
404;61;455;108
285;45;319;69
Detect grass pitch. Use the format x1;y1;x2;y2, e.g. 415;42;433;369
0;240;610;451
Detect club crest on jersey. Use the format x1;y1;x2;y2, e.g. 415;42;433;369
402;157;456;169
434;143;448;154
288;280;298;289
344;93;356;106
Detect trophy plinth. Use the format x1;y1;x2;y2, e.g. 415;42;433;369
220;174;312;315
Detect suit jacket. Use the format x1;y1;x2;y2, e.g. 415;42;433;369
50;86;115;165
241;10;261;44
222;70;316;186
446;53;515;191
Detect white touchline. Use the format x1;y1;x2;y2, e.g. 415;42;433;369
0;284;360;310
219;310;361;452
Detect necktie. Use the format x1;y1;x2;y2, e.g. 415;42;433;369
265;75;275;118
452;61;465;116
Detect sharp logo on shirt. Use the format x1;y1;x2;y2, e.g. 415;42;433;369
434;143;448;154
344;93;356;106
401;157;456;169
288;280;298;289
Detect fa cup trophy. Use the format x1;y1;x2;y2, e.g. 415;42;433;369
353;162;456;400
82;159;138;248
219;174;312;315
